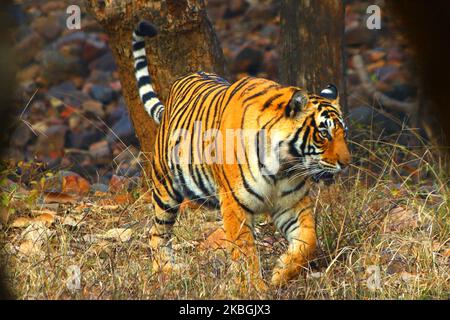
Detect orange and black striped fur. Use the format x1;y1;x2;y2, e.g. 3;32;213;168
133;21;351;289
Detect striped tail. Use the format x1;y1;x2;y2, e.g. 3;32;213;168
132;21;164;124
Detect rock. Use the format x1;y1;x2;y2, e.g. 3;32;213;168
65;129;103;149
107;112;137;145
112;145;139;165
18;222;55;257
83;36;108;62
41;1;67;13
56;31;87;48
47;81;89;107
260;25;279;39
99;228;133;242
72;76;85;89
109;80;122;92
9;3;28;25
89;140;111;165
385;84;417;101
10;123;31;147
41;50;88;86
374;65;399;82
48;81;77;99
90;84;115;104
106;99;126;124
109;175;131;193
232;46;264;75
16;64;41;83
82;100;105;118
68;114;81;131
14;32;44;66
90;183;109;193
99;172;113;186
366;60;385;73
345;24;377;47
245;1;279;21
31;16;63;41
263;49;278;79
35;124;68;160
61;172;90;195
387;47;403;62
347;106;402;134
223;0;249;19
114;164;139;178
365;49;386;62
384;206;418;232
386;257;408;275
87;70;112;84
59;153;95;178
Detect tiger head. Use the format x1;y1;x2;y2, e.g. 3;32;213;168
277;84;351;183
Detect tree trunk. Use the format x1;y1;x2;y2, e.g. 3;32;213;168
84;0;228;182
279;0;346;111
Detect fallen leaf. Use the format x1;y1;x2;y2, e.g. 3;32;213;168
109;175;130;193
34;213;56;226
400;271;419;282
93;190;108;197
386;258;408;274
21;222;54;242
11;213;56;228
11;217;33;228
81;234;98;244
43;192;77;204
99;205;119;211
59;215;84;227
31;209;57;216
18;222;54;256
367;60;386;73
62;174;90;195
18;239;42;256
99;228;133;242
384;206;418;232
307;272;325;279
114;194;133;205
199;227;227;250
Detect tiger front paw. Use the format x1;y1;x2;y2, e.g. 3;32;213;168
270;256;304;287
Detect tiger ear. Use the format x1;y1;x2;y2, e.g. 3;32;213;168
285;90;309;117
320;84;339;102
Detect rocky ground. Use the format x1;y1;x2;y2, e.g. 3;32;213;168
7;0;420;191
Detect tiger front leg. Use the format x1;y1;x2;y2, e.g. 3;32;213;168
221;193;268;293
149;191;181;274
271;196;317;287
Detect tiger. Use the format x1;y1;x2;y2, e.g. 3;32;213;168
132;21;351;290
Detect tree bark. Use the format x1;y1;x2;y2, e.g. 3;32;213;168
84;0;228;181
279;0;346;111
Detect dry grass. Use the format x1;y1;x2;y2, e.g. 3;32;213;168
1;129;449;300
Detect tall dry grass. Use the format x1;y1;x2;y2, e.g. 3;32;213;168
0;125;448;299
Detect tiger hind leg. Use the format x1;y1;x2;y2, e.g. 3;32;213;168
271;196;317;286
149;190;181;273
